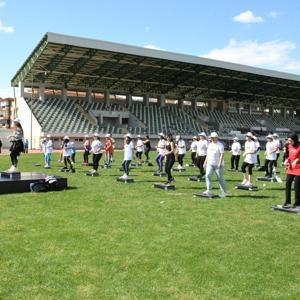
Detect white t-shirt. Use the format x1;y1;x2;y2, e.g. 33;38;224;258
136;139;144;152
196;140;208;156
266;141;277;160
255;140;260;155
63;142;73;157
157;139;166;155
177;139;186;155
45;140;53;154
231;142;241;156
91;140;102;154
124;141;134;160
190;141;198;152
273;139;280;154
244;140;257;164
41;141;46;153
206;141;224;166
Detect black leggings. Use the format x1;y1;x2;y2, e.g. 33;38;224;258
122;160;131;175
274;153;280;167
191;152;196;164
257;154;260;166
241;162;254;175
231;155;240;170
10;149;21;167
144;147;150;161
264;159;275;177
93;153;102;171
196;155;206;177
165;154;175;181
64;156;73;169
177;154;185;167
136;151;142;160
83;150;90;163
285;174;300;206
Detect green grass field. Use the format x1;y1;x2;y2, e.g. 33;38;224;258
1;151;300;299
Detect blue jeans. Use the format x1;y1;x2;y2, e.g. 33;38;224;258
205;164;227;193
156;154;164;172
45;153;52;165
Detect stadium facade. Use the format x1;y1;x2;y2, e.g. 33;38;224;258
11;32;300;149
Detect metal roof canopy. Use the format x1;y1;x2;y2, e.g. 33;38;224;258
12;32;300;107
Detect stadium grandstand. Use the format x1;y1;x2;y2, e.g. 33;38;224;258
11;32;300;149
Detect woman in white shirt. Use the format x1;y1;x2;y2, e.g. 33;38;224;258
44;135;53;168
90;133;102;174
62;136;75;172
156;133;166;174
135;135;144;162
203;132;227;197
241;132;257;186
272;133;280;172
264;134;277;178
230;137;241;171
120;133;134;179
176;135;186;169
196;132;208;180
190;136;198;165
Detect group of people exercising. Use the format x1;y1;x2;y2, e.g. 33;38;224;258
5;118;300;209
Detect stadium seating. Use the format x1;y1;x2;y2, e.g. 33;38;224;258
24;97;300;137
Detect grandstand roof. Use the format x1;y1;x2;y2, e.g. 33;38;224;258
12;32;300;106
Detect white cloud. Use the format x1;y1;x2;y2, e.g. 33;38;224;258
0;19;14;32
233;10;264;23
269;11;278;18
200;39;300;73
0;1;5;7
144;44;165;51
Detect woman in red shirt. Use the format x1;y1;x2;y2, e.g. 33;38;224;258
283;133;300;208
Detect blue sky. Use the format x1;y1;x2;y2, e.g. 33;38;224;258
0;0;300;97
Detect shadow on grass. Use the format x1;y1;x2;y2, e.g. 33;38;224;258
66;186;78;190
229;195;270;199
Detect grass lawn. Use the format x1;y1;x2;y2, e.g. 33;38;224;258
1;151;300;299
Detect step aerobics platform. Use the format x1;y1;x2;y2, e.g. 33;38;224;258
0;172;68;194
193;192;219;199
153;183;175;190
152;172;167;177
235;184;258;191
272;205;300;214
117;177;134;183
257;177;282;183
173;168;186;172
188;176;202;182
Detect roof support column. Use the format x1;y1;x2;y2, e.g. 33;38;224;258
19;81;24;98
62;88;67;101
87;88;92;103
281;107;286;119
39;83;45;101
269;106;274;117
207;100;212;112
126;94;132;107
143;93;149;107
159;94;166;108
192;99;197;110
105;90;110;105
178;99;184;110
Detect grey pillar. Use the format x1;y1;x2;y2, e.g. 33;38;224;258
87;88;92;103
281;107;286;118
126;94;132;107
192;99;197;110
62;88;67;101
39;83;45;101
143;93;149;107
269;107;274;117
19;81;25;98
105;90;110;105
159;94;166;108
207;100;212;112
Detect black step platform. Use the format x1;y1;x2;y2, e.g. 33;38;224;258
0;172;67;194
173;168;186;172
117;177;134;183
193;192;219;199
1;171;21;179
186;163;195;167
235;184;258;191
152;172;166;177
188;176;202;182
257;177;281;183
272;205;300;214
131;162;142;167
153;183;175;190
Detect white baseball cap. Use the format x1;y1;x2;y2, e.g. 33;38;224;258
105;133;110;138
273;133;279;138
158;132;164;137
137;135;141;138
93;133;100;137
46;134;51;138
125;133;132;138
266;134;273;139
210;132;218;138
193;136;197;139
233;137;239;140
245;132;253;138
175;135;181;141
63;136;69;140
198;132;206;137
13;118;20;123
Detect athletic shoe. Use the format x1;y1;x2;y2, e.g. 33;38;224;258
169;177;175;182
123;174;129;179
283;203;291;209
202;190;213;197
219;192;228;198
241;179;247;185
244;181;252;187
293;206;300;210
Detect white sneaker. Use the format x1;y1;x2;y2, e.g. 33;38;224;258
7;166;18;173
219;192;228;198
123;174;129;179
241;179;247;185
202;190;213;197
244;181;252;187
